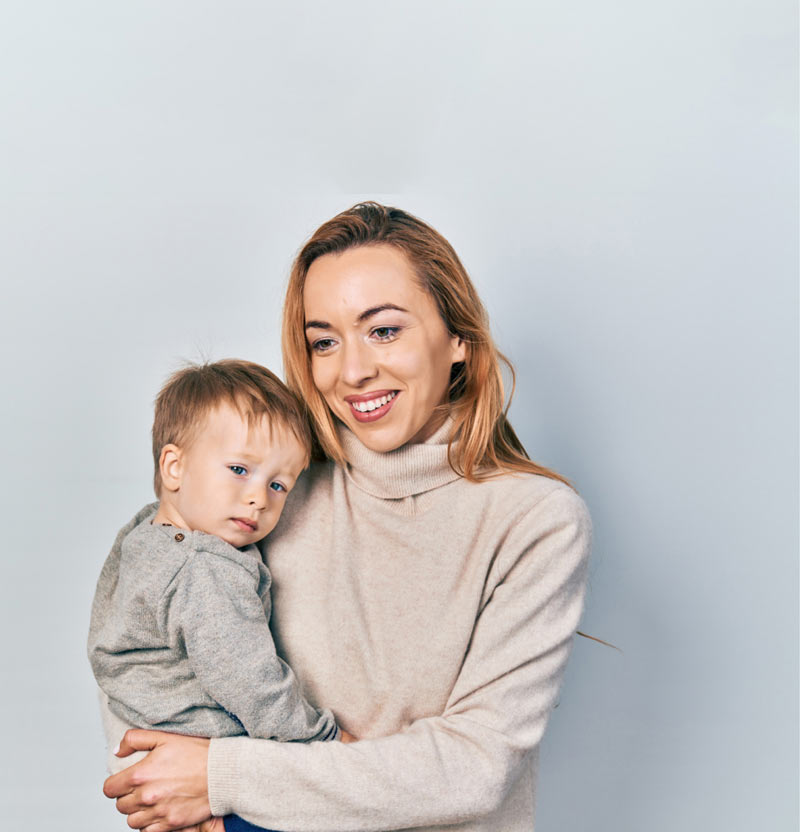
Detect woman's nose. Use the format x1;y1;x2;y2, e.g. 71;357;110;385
339;339;378;387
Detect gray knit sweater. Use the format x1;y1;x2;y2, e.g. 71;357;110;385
88;506;338;742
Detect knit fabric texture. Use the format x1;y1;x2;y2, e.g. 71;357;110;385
88;506;338;743
198;418;592;831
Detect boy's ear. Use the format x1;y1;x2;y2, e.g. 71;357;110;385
159;444;183;492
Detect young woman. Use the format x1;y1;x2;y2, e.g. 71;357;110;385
103;203;591;832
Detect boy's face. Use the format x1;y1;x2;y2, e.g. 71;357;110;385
160;402;308;548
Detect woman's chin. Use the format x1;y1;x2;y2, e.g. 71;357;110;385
339;414;414;453
345;416;445;454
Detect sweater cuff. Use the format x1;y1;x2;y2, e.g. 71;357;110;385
208;737;245;817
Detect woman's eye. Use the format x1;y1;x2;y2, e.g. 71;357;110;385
269;482;286;493
229;465;247;476
371;326;400;342
311;337;336;353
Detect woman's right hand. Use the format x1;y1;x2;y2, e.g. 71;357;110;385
196;820;225;832
103;728;212;832
178;819;224;832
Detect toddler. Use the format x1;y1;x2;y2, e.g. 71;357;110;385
88;359;345;776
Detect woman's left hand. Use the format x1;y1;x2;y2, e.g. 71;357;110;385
103;729;212;832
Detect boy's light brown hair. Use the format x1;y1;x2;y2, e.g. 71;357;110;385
152;359;312;496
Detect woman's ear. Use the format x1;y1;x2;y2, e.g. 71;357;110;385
450;334;467;365
159;444;183;492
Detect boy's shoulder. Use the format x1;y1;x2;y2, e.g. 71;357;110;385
120;507;265;583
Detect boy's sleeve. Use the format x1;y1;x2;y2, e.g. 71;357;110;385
163;551;339;743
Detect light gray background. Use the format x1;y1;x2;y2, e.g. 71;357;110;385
1;1;796;830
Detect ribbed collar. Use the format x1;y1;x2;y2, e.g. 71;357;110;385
339;416;462;499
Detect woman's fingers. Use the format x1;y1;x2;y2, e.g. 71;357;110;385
102;731;213;831
104;729;169;799
127;808;158;829
115;794;143;816
117;728;166;758
130;810;220;830
174;822;223;832
118;796;194;830
126;807;181;830
115;787;159;816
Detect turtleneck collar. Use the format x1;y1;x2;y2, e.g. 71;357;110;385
339;416;462;499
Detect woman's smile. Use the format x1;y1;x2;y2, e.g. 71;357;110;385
345;390;399;421
303;244;465;452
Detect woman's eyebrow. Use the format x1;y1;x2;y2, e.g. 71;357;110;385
305;303;410;331
357;303;409;322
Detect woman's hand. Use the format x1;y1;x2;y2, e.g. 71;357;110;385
188;820;225;832
102;729;212;832
172;820;224;832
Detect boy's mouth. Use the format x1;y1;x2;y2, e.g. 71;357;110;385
232;517;258;533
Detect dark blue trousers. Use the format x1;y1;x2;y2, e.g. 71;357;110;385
224;815;276;832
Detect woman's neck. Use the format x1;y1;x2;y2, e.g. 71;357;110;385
338;416;461;500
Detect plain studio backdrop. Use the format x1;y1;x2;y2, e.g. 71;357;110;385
0;2;796;830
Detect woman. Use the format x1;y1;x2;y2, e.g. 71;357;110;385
103;203;591;832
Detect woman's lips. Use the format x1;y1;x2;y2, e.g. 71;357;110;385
345;390;399;423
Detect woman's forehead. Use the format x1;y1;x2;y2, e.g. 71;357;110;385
303;244;431;320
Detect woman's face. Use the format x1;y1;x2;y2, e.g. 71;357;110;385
304;244;466;453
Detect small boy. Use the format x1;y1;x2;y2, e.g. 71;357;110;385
88;359;344;773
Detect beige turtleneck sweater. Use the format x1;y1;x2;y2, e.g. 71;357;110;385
203;421;592;831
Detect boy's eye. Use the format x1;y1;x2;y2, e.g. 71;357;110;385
229;465;247;476
269;482;286;493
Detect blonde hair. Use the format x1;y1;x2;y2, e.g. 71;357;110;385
282;202;570;487
151;359;312;496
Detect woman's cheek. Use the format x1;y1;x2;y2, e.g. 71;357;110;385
395;352;434;400
311;359;340;410
310;358;331;393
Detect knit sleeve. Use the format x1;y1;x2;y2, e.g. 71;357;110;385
206;486;591;831
166;552;339;743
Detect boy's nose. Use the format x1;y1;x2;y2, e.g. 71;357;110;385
247;484;269;509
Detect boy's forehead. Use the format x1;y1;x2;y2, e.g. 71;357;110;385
204;400;260;430
199;401;306;459
203;402;272;441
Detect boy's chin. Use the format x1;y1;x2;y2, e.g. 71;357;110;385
216;527;268;548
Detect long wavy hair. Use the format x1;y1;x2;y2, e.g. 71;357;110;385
281;202;571;487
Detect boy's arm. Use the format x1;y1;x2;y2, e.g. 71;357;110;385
164;550;339;743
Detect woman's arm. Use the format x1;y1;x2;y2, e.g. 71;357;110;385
106;487;591;832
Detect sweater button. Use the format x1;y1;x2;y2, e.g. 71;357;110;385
174;533;185;542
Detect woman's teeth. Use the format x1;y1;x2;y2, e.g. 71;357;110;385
351;391;397;412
